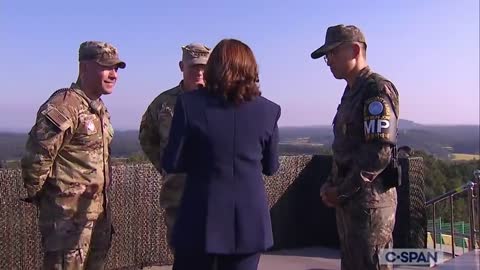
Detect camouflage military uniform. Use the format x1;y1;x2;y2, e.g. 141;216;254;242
311;25;399;270
21;41;125;270
139;83;186;245
139;43;210;247
330;66;399;270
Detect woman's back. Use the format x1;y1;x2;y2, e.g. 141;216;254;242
163;89;280;253
179;89;280;180
162;39;281;269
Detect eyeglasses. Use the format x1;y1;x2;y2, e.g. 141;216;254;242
323;50;338;64
323;43;346;64
323;42;365;64
323;48;338;64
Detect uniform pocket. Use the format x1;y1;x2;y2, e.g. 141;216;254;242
74;114;102;148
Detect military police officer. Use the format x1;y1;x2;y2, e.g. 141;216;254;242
312;25;400;270
138;43;211;247
21;41;125;269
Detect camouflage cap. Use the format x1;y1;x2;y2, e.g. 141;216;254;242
79;41;126;69
311;24;366;59
181;43;211;66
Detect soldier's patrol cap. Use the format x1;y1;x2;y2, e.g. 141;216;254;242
181;43;211;66
79;41;126;69
311;24;366;59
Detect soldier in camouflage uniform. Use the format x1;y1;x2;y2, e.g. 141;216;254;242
138;43;211;247
21;41;126;270
311;25;400;270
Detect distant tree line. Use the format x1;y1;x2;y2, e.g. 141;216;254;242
415;150;480;224
279;144;332;156
2;124;478;161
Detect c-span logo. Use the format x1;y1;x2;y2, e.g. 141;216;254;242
379;249;444;266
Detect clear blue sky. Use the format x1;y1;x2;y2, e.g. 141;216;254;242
1;0;478;131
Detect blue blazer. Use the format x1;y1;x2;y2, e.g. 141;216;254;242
162;88;281;254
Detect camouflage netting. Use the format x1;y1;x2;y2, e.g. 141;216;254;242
393;157;427;248
0;155;425;269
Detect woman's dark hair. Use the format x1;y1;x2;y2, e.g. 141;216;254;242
204;39;261;104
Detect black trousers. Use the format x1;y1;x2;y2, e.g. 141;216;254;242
173;251;261;270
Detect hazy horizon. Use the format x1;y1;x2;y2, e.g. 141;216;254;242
1;0;478;131
0;119;478;133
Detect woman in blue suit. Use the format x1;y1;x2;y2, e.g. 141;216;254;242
162;38;281;270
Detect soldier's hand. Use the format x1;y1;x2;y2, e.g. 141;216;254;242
82;184;99;199
321;186;339;207
320;183;333;207
320;182;329;195
20;196;40;206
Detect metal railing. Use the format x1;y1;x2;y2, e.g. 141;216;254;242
426;169;480;258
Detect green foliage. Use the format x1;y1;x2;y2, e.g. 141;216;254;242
417;150;480;224
125;152;149;164
278;144;332;156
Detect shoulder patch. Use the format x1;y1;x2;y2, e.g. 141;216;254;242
367;99;385;116
159;102;174;117
42;106;71;131
363;96;397;144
